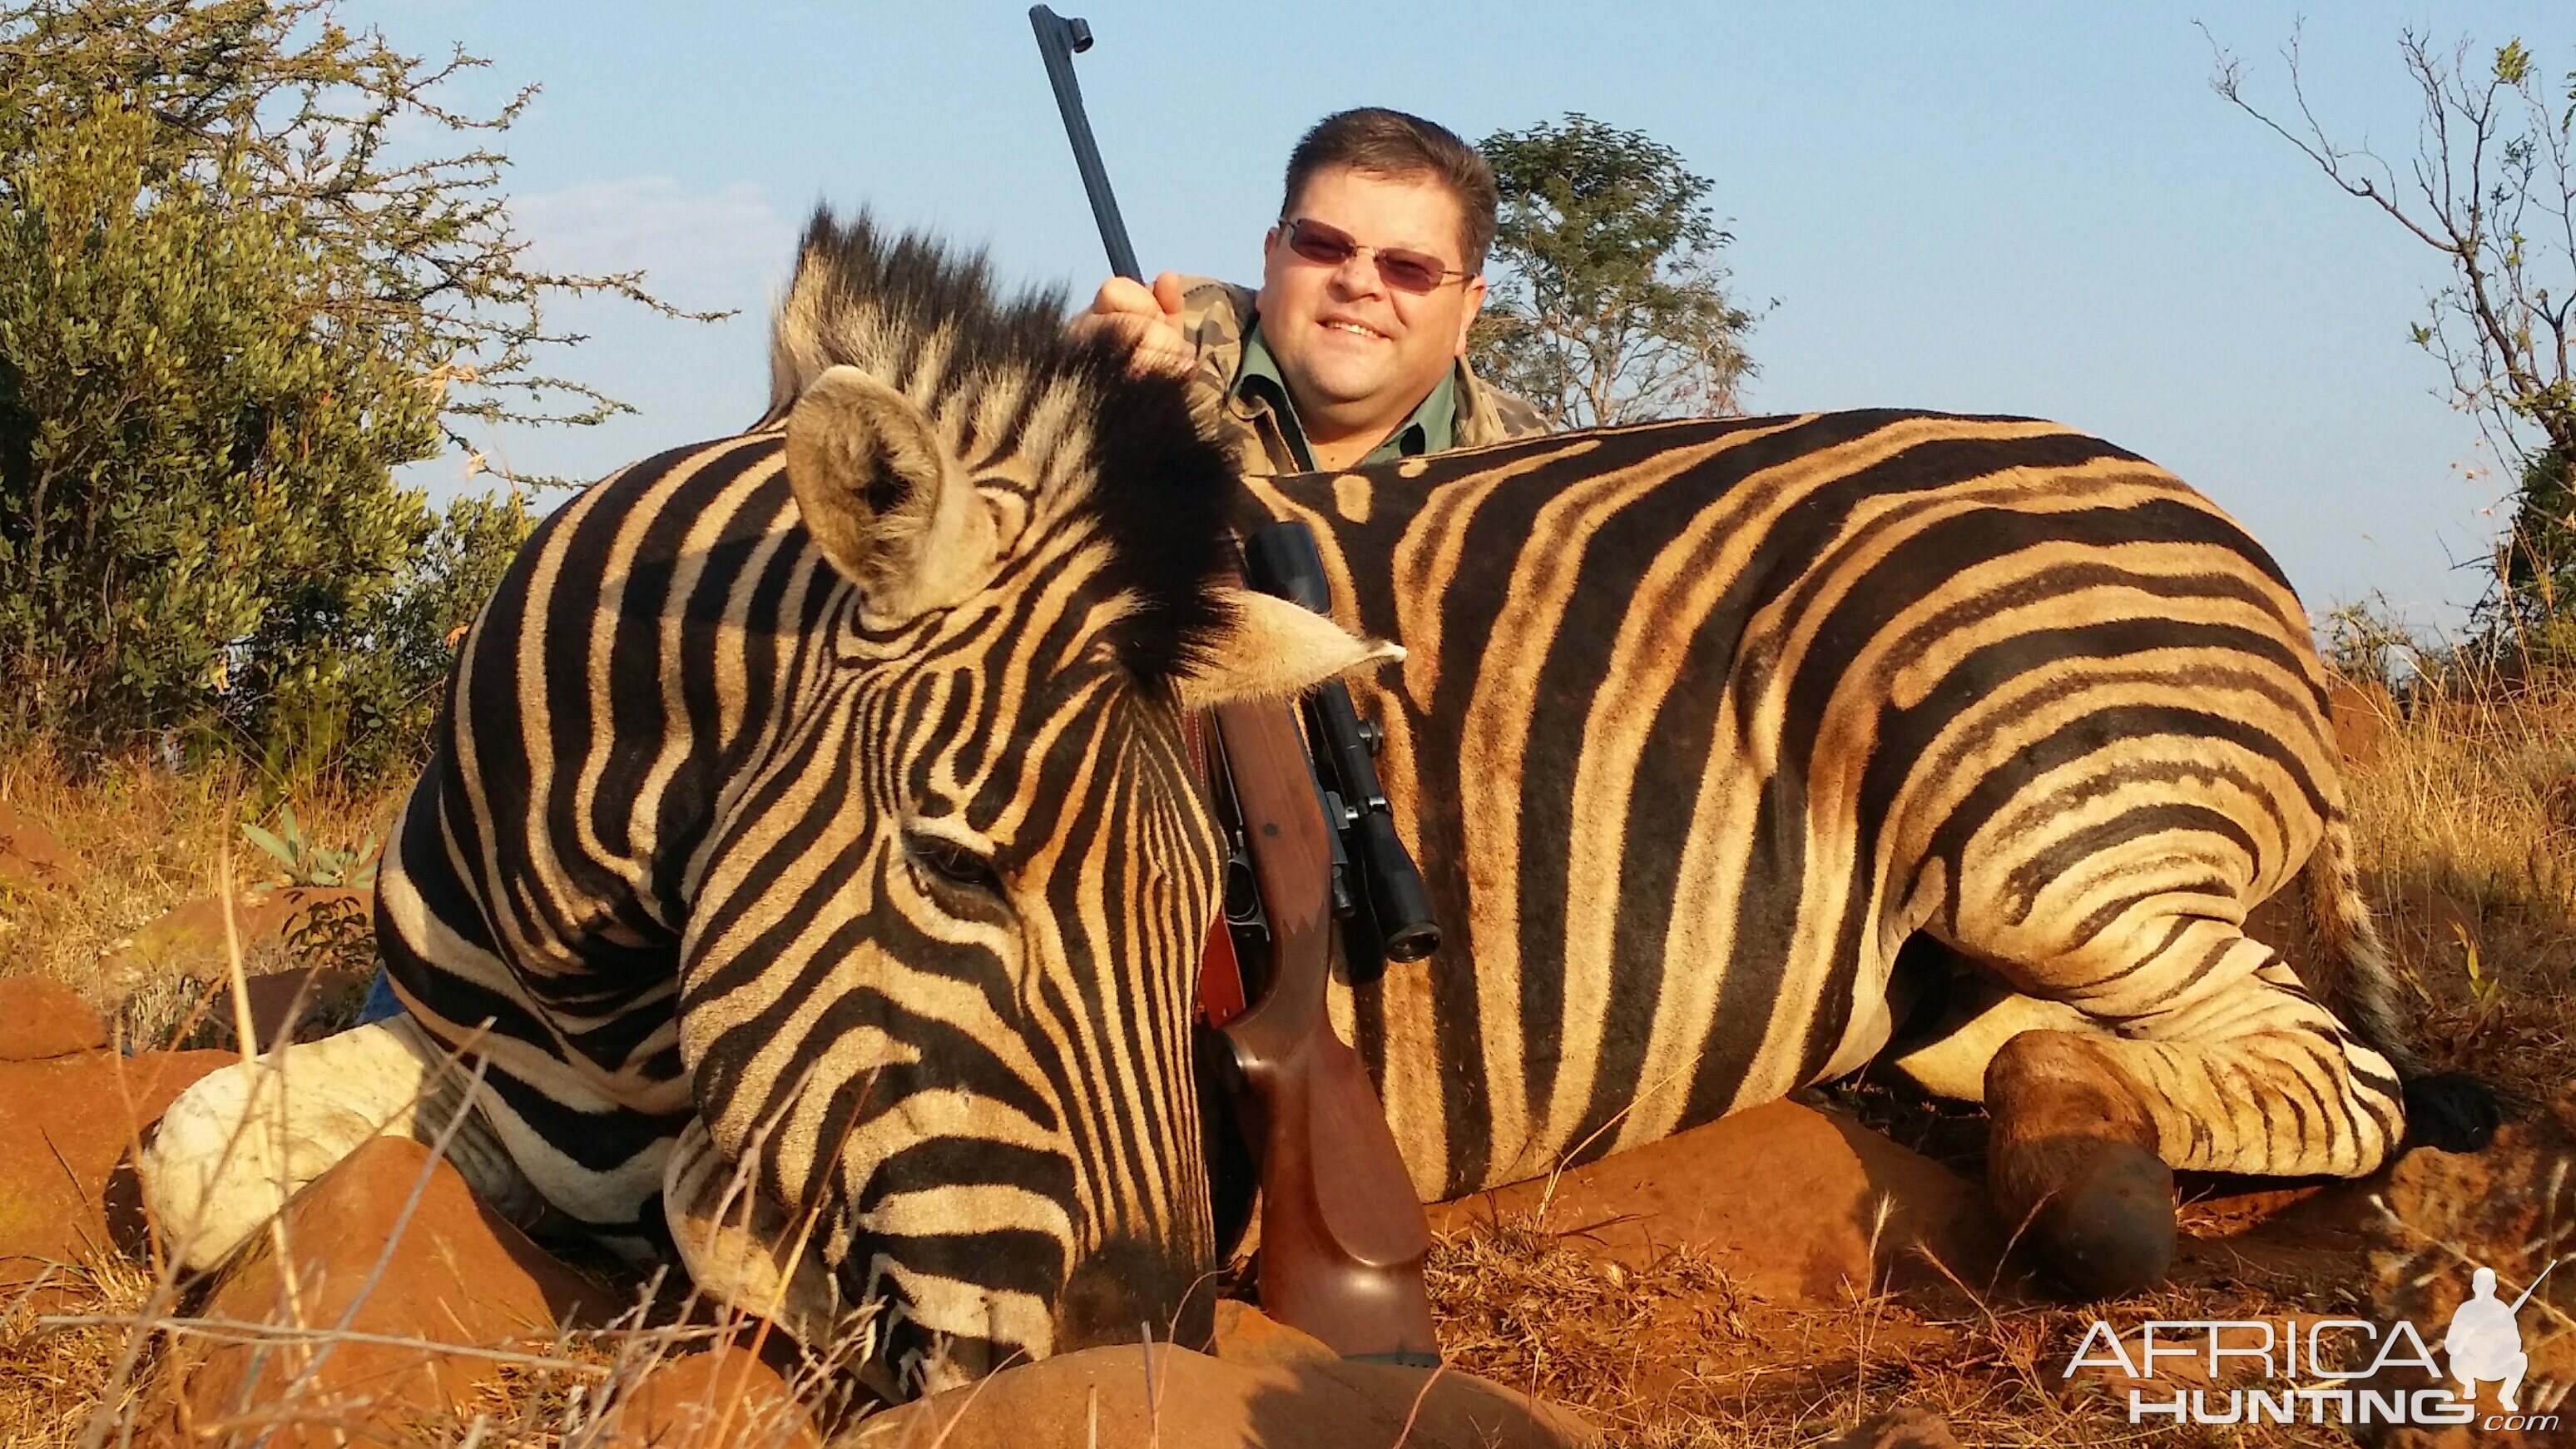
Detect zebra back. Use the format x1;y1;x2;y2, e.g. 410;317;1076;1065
1246;410;2361;1195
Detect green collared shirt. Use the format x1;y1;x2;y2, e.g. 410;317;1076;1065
1232;320;1458;472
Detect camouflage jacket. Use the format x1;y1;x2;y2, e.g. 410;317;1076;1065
1169;277;1548;478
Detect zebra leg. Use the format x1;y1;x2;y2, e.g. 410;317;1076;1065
1982;1029;2177;1298
1969;916;2408;1298
1880;972;2097;1103
142;1015;542;1272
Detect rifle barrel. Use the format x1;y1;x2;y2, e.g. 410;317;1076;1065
1028;7;1142;280
2509;1258;2559;1314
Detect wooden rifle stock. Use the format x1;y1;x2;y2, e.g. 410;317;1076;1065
1211;697;1439;1363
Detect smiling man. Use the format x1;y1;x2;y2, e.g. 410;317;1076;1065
1074;107;1545;477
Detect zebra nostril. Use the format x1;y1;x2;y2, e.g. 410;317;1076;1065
1053;1236;1216;1353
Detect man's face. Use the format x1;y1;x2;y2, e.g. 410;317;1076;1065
1255;166;1487;433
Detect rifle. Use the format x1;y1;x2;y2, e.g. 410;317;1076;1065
1027;7;1439;1363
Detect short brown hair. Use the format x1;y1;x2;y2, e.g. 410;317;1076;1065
1281;108;1499;275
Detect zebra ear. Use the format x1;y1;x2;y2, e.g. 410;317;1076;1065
785;365;998;621
1177;586;1404;708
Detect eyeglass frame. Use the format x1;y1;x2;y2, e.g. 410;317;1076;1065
1272;216;1477;295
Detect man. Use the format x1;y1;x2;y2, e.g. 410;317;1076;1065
2445;1265;2531;1412
1073;107;1545;477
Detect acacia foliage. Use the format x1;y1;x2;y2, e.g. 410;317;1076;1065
2214;31;2576;657
2;98;439;773
1471;114;1757;428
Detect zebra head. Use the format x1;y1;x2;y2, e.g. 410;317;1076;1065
669;213;1392;1397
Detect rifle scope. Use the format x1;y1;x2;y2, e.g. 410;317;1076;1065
1241;521;1442;965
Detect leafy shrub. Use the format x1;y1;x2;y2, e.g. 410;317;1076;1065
0;1;691;784
1;102;423;746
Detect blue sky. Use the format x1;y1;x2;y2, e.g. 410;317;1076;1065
369;2;2571;633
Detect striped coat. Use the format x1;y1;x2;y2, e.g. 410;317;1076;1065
1240;411;2479;1251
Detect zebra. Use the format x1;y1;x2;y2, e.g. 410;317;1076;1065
141;211;1397;1399
1229;412;2495;1297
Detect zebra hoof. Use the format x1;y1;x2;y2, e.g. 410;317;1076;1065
1984;1030;2176;1299
2017;1139;2176;1301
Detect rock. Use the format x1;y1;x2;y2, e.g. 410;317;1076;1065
0;798;73;894
0;1050;233;1294
0;975;109;1059
850;1303;1589;1449
2350;1089;2576;1447
593;1345;821;1449
1427;1099;2003;1303
1206;1296;1339;1367
1821;1407;1962;1448
106;886;372;980
154;1135;613;1448
202;966;372;1052
2326;677;2400;768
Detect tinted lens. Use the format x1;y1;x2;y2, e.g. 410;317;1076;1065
1285;220;1360;268
1370;250;1448;294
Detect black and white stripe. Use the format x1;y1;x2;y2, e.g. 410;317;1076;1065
374;213;1261;1389
1242;410;2454;1199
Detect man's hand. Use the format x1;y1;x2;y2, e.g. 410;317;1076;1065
1071;271;1194;377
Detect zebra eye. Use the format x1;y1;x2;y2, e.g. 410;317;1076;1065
905;831;1004;898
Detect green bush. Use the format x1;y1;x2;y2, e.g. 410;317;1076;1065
0;99;525;781
0;2;701;785
2488;449;2576;656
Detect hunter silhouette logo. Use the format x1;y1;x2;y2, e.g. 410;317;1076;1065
2447;1263;2549;1412
2063;1259;2564;1433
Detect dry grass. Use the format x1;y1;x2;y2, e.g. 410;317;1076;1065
2;1149;855;1449
0;743;406;1047
2339;671;2576;1104
2;1259;838;1448
1;1255;164;1446
1425;1204;2381;1447
1427;1214;1755;1411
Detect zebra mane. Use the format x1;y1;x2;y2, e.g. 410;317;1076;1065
764;206;1238;692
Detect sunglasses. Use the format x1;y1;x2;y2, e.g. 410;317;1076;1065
1277;217;1473;295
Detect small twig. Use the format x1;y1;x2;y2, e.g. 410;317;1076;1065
265;1033;500;1409
1139;1319;1163;1449
1532;1060;1693;1228
33;1313;617;1375
217;798;315;1355
1388;1361;1450;1449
